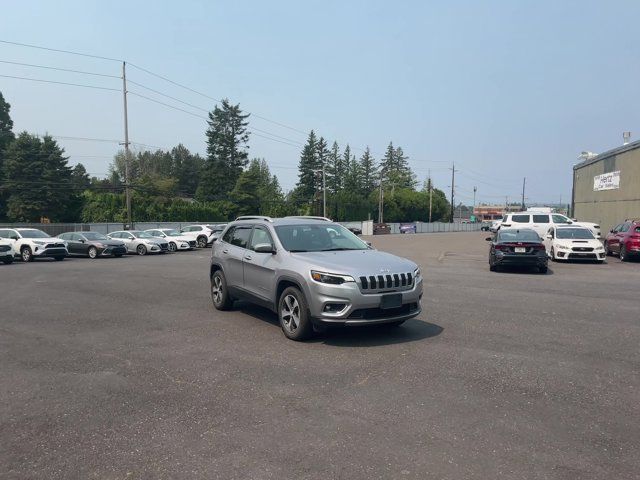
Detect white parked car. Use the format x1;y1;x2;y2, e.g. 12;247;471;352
543;225;605;262
179;224;226;248
0;227;67;262
145;229;195;252
500;212;600;238
0;238;15;264
489;219;502;233
107;230;168;255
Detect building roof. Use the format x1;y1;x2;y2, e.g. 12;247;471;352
574;138;640;170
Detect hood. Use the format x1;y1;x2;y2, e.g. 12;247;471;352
289;249;417;277
555;238;602;248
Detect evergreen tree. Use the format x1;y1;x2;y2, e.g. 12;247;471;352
71;163;91;191
171;144;202;197
4;133;80;222
325;141;343;195
359;146;377;194
379;142;416;190
197;99;250;201
294;130;319;203
343;145;361;193
0;91;15;221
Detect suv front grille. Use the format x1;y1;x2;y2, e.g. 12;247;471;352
359;272;413;291
46;243;66;249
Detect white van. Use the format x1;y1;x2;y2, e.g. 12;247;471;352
499;212;600;239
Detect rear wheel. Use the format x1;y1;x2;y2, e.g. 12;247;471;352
21;247;33;262
539;265;548;274
279;287;313;341
136;244;147;256
211;270;233;310
88;246;98;259
168;242;177;252
197;236;208;248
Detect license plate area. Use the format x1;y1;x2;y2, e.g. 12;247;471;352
380;293;402;310
514;247;526;253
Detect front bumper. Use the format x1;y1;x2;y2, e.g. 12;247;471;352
32;246;67;257
101;246;127;256
307;276;423;326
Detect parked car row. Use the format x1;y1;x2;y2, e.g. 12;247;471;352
486;218;639;273
0;224;227;263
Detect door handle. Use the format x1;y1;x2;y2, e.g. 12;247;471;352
244;255;252;261
222;249;229;254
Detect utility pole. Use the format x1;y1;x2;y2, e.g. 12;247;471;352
449;162;457;223
521;177;526;211
473;186;477;218
121;62;132;229
428;169;433;223
378;169;384;223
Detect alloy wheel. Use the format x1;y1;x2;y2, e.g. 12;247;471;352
88;247;98;259
211;275;223;305
281;294;300;333
169;242;177;252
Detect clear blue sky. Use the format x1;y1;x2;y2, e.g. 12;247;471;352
2;0;639;206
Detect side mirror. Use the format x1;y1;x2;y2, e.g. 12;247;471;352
609;229;614;233
485;237;493;241
80;239;86;243
10;235;19;240
546;234;552;240
254;243;275;254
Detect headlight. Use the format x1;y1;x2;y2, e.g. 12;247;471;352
311;270;355;284
33;240;47;245
414;267;421;279
595;246;604;251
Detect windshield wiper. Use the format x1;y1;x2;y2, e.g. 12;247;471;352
320;247;361;251
289;249;309;252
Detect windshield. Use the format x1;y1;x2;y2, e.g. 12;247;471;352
83;232;109;241
136;232;156;239
18;229;50;239
162;230;181;236
497;229;541;243
275;223;369;252
556;228;595;240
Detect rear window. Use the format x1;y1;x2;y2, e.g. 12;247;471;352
497;229;541;242
511;215;530;223
532;215;549;223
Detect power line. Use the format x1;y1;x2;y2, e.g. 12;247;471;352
0;39;122;62
0;74;119;92
0;59;120;79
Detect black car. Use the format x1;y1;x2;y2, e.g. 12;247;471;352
487;228;548;273
58;231;127;259
348;226;362;236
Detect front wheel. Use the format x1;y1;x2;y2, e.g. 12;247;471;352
550;247;557;262
620;245;629;262
21;247;33;262
211;270;233;310
168;242;177;252
197;236;208;248
136;244;147;256
278;287;313;341
88;246;98;259
604;241;611;256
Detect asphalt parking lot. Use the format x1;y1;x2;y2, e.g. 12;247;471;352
1;232;639;480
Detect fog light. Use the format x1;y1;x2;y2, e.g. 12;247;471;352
558;252;565;257
324;303;346;313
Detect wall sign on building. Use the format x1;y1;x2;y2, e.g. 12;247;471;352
593;170;620;191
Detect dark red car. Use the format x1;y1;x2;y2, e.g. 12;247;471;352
604;220;640;261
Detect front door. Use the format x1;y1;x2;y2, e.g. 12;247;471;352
221;225;253;288
243;226;278;304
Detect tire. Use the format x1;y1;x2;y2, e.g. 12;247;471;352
211;270;233;311
489;264;497;272
604;241;611;256
54;256;65;261
136;244;147;256
620;245;628;262
550;247;557;262
88;246;98;259
168;242;177;252
539;265;548;274
2;257;13;264
21;247;33;262
278;286;313;341
197;236;208;248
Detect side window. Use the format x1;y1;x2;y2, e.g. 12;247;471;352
231;227;252;248
512;215;530;223
222;227;235;244
0;230;7;238
192;226;202;232
249;227;274;251
552;214;570;224
532;215;550;224
620;223;631;233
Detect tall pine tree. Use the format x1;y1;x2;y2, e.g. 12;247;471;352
0;91;15;221
359;146;377;194
293;130;319;205
197;99;250;201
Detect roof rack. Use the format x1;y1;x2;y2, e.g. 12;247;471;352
284;216;332;222
234;216;273;222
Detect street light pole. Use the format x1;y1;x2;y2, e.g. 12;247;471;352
121;61;132;228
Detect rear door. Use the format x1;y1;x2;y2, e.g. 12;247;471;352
242;226;278;303
531;215;551;238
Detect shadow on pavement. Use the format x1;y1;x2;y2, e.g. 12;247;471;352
237;302;443;347
493;265;555;275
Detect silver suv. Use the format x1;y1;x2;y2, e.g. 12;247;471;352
210;216;423;340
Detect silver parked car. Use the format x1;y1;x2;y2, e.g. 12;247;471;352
107;230;168;255
210;216;423;341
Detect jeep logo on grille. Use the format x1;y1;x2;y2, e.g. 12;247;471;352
379;268;390;273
